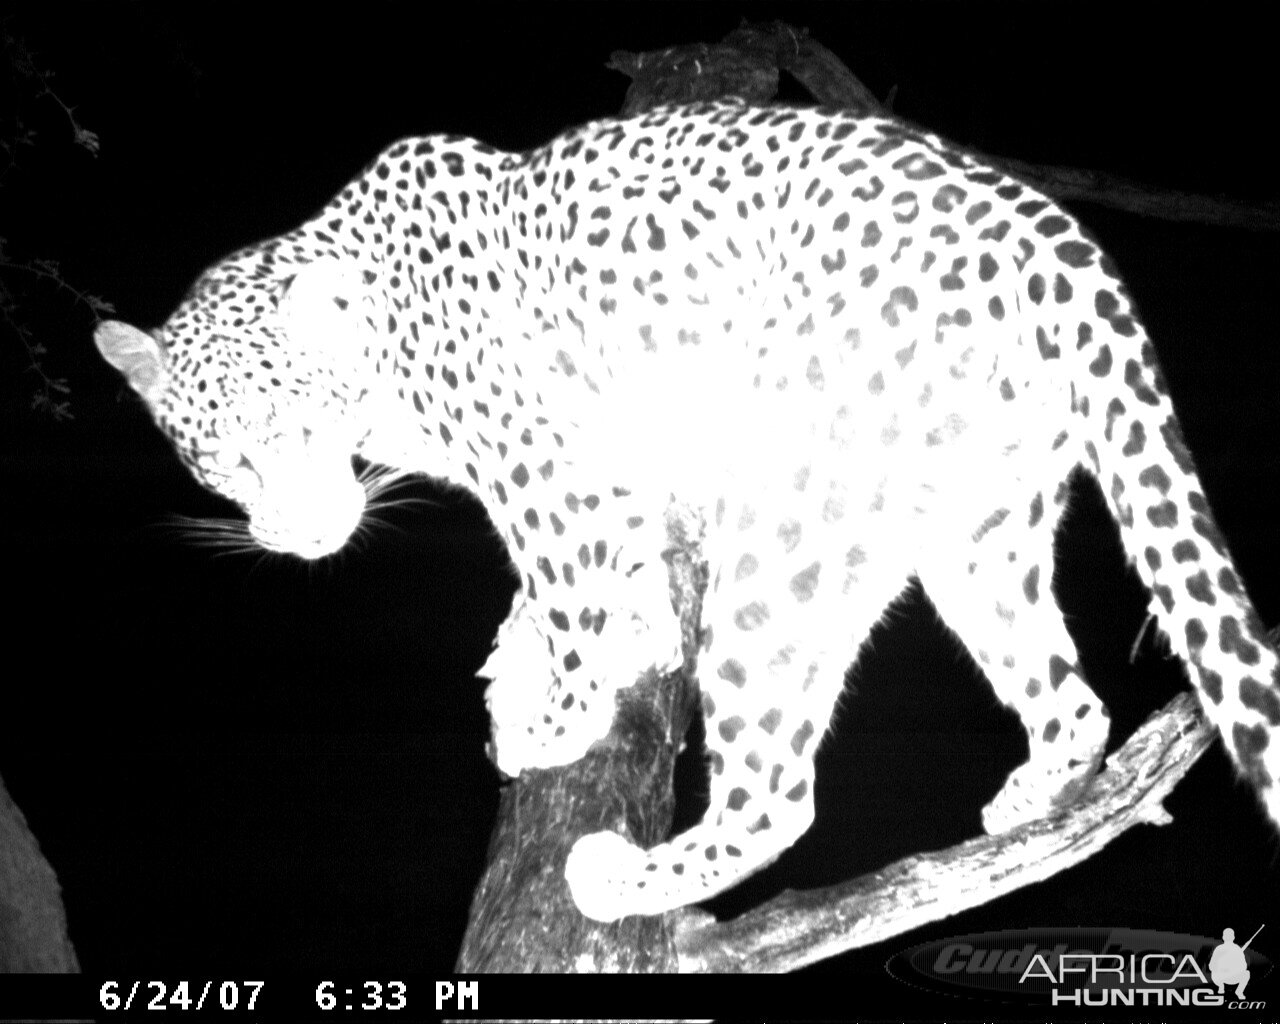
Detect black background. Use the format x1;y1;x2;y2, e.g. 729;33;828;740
2;3;1277;1019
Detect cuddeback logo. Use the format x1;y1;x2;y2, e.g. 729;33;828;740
887;926;1271;1009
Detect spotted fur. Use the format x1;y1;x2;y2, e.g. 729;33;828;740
95;99;1280;922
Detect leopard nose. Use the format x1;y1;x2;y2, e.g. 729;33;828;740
249;473;366;559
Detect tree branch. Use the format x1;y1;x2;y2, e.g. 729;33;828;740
673;692;1215;973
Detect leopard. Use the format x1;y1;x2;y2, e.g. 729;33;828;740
94;98;1280;923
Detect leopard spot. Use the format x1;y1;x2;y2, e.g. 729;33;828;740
1232;723;1270;785
718;715;746;743
1197;666;1225;705
784;779;809;802
790;562;821;602
1219;616;1261;666
718;658;747;688
758;707;782;734
790;719;815;756
1022;565;1040;605
778;519;802;553
1240;677;1280;726
733;601;771;631
1186;570;1215;605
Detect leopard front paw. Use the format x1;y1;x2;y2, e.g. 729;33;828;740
480;599;617;776
618;557;684;676
564;829;651;922
485;700;614;777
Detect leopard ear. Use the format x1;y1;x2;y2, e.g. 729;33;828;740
94;320;169;398
276;259;375;355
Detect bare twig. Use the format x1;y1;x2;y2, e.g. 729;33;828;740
1;28;104;419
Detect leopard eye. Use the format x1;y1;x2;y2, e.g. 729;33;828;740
193;446;261;491
205;443;242;471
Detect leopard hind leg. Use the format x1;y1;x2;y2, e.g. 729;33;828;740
917;450;1111;832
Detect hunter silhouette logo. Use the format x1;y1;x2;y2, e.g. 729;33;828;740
1211;925;1263;999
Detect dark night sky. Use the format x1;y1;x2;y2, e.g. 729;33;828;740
2;2;1278;1015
